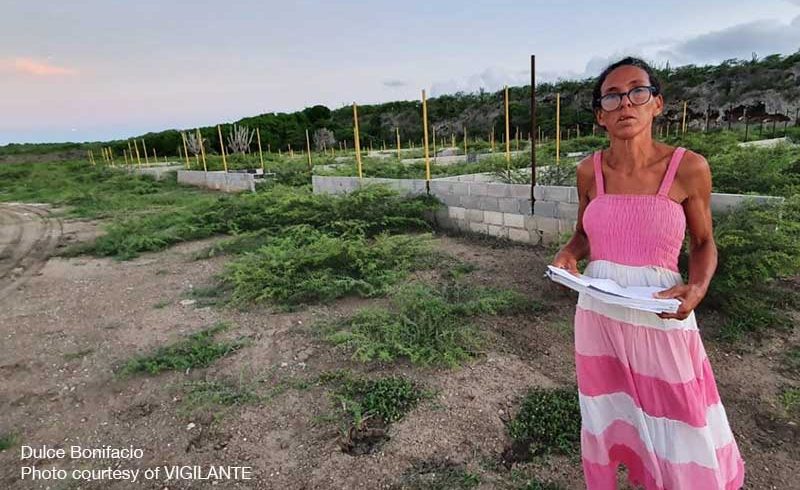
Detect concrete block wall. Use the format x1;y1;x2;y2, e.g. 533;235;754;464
312;176;783;245
177;170;256;193
129;165;183;181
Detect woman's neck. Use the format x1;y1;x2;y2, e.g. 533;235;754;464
607;131;659;173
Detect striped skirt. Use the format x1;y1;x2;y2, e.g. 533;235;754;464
574;260;745;490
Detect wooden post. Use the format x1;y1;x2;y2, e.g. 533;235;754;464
305;128;312;171
153;148;157;161
396;127;401;159
133;139;142;169
556;92;561;165
217;125;228;172
142;139;149;166
463;126;467;156
108;148;114;166
88;150;95;166
352;102;362;179
504;85;511;165
530;54;536;203
127;140;133;164
681;101;687;135
422;89;431;187
197;129;207;172
181;132;190;169
123;149;129;167
256;128;265;171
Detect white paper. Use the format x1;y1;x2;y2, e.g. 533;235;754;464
545;265;681;314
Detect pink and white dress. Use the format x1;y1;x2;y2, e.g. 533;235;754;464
575;147;745;489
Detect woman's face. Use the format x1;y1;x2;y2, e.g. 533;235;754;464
595;65;663;140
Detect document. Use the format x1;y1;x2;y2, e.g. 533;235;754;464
545;265;681;314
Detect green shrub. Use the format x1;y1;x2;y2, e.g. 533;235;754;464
703;195;800;339
326;281;540;366
118;323;246;375
507;387;581;458
222;227;433;308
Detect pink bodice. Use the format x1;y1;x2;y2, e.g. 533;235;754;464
582;147;687;273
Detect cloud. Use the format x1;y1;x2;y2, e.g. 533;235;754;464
0;57;77;76
654;15;800;65
430;66;530;96
382;79;407;88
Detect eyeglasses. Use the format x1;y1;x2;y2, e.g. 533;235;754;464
598;86;658;111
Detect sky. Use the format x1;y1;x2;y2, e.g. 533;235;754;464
1;0;799;145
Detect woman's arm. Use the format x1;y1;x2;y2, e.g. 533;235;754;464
551;157;594;274
654;151;718;320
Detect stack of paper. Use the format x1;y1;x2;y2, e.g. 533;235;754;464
545;265;681;314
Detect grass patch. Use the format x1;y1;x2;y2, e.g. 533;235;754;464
518;479;566;490
63;349;94;361
153;299;171;309
779;387;800;416
506;387;581;460
223;227;434;309
392;459;480;489
118;323;246;375
325;281;542;367
0;432;19;452
181;378;260;415
782;345;800;377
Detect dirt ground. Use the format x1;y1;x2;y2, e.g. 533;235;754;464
0;204;797;490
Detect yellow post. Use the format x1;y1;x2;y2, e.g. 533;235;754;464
305;128;312;170
141;139;149;166
127;140;133;163
353;102;363;178
197;129;207;173
88;150;94;166
504;85;511;164
451;134;455;148
217;125;228;172
556;92;561;165
422;89;431;182
491;128;495;151
153;148;157;161
133;139;142;169
181;132;190;169
516;127;520;151
123;149;129;166
396;127;401;159
108;148;114;166
463;126;467;155
256;128;265;171
681;101;688;135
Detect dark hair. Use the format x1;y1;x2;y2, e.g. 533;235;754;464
591;57;662;111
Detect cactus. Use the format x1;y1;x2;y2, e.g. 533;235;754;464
313;128;336;151
226;125;255;154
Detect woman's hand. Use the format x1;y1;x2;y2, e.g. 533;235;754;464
653;284;706;320
551;250;580;277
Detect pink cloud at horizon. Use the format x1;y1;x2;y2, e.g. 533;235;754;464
0;57;78;76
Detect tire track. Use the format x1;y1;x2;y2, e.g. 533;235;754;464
0;203;62;301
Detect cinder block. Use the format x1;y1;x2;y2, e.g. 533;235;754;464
448;206;467;220
479;197;501;212
533;186;545;200
459;195;481;209
467;209;485;222
508;227;531;243
469;183;488;196
568;187;580;203
533;200;557;217
543;186;571;202
451;182;470;196
503;213;525;228
487;225;508;238
519;199;533;215
557;202;579;219
559;219;577;234
498;197;520;213
428;181;449;194
510;184;532;199
484;211;504;225
536;216;560;235
469;222;488;234
485;183;511;198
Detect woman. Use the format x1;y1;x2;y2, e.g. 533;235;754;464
551;57;745;489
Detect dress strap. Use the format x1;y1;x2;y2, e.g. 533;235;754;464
657;147;686;196
592;150;605;196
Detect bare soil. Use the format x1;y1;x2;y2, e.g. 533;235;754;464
0;205;797;490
